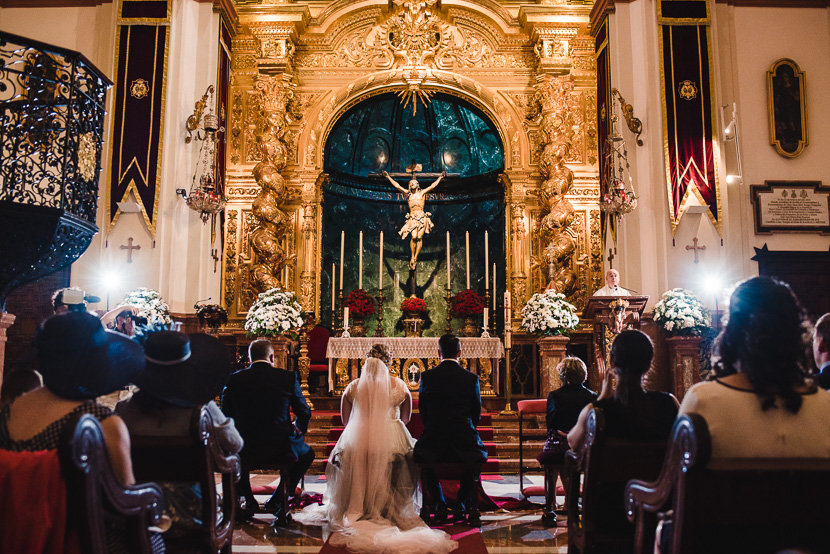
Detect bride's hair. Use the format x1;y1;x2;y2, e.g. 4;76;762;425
367;343;392;364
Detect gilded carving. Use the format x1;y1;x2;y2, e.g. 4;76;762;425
249;75;295;294
586;91;598;165
566;91;584;164
230;91;243;164
233;54;257;71
479;358;494;396
224;210;239;308
536;75;577;296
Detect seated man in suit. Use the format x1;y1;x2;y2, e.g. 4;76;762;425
814;313;830;389
414;334;488;526
221;339;314;526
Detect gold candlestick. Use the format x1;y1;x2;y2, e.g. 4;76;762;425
484;290;491;331
445;286;453;335
297;311;315;410
373;290;385;337
337;290;344;334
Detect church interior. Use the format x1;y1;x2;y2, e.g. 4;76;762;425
2;0;830;552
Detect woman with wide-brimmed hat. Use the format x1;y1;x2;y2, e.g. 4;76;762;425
0;311;163;552
116;330;242;539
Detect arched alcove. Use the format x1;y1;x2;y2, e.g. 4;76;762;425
319;92;506;336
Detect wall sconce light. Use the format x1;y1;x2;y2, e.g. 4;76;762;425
184;85;225;223
722;102;743;185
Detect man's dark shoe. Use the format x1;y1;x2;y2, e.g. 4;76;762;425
467;509;482;527
235;507;256;524
541;511;557;527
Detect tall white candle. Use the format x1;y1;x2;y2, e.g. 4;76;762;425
331;263;336;312
504;290;511;325
485;231;489;289
446;231;451;288
339;231;345;290
483;307;488;329
358;231;363;290
379;231;384;290
465;231;470;290
344;307;349;329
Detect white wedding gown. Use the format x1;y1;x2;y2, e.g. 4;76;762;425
295;358;457;554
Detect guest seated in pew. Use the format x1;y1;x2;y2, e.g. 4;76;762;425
116;330;243;539
0;368;42;409
679;277;830;459
568;330;679;451
537;357;596;500
0;312;165;553
813;312;830;390
222;339;315;526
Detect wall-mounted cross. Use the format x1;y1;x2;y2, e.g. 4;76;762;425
120;237;141;263
685;237;706;263
211;248;220;273
608;248;615;269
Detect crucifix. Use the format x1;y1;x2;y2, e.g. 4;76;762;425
607;248;615;269
685;237;706;263
211;248;220;273
120;237;141;263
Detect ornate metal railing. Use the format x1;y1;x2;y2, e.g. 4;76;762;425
0;31;111;309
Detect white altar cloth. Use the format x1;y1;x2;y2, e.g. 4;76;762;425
326;337;505;390
326;337;504;360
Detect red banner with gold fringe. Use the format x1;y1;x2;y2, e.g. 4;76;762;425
107;0;171;238
658;0;722;236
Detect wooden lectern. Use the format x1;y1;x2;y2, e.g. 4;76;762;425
582;295;648;389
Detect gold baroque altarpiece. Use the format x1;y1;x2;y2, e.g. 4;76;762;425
221;0;603;328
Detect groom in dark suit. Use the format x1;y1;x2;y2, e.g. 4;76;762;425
415;334;488;526
222;339;315;526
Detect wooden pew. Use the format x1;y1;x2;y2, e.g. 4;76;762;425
625;414;830;554
129;404;241;554
565;406;668;554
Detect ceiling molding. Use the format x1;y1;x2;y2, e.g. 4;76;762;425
0;0;111;6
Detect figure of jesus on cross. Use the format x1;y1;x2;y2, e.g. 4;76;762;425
383;164;446;270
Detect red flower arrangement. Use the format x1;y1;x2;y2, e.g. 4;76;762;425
451;289;486;317
344;288;375;317
401;296;427;313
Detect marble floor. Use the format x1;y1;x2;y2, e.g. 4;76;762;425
232;473;569;553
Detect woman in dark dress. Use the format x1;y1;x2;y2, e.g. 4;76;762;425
568;330;678;449
537;356;596;511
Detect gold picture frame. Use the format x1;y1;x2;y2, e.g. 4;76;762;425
767;58;807;158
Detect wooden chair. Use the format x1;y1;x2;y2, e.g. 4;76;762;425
0;413;164;554
625;414;830;554
307;325;332;394
517;399;556;524
129;404;241;554
565;406;668;554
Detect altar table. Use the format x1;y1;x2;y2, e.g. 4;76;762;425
326;337;505;396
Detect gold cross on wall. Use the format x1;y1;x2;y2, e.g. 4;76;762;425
685;237;706;264
120;237;141;263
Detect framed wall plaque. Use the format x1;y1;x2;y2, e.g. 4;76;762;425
750;181;830;234
767;58;808;158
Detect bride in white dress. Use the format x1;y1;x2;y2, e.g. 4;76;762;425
304;346;457;554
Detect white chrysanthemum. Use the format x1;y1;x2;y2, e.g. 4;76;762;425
244;287;304;337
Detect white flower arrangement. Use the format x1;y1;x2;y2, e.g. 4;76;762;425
122;287;173;326
244;287;304;337
520;290;579;336
652;288;710;336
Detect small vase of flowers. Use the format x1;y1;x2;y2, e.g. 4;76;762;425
652;288;710;336
400;296;427;338
344;288;375;337
451;289;486;337
520;290;579;337
244;287;304;339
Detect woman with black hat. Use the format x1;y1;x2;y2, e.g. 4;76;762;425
0;312;163;552
116;330;242;538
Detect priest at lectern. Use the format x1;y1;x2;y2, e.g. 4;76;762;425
593;269;631;297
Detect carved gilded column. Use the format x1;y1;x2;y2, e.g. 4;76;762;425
535;74;577;297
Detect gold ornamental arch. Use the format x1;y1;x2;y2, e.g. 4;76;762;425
302;69;526;180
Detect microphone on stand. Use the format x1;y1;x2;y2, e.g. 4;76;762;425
619;285;641;294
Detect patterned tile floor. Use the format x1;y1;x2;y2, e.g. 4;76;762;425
231;473;569;553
